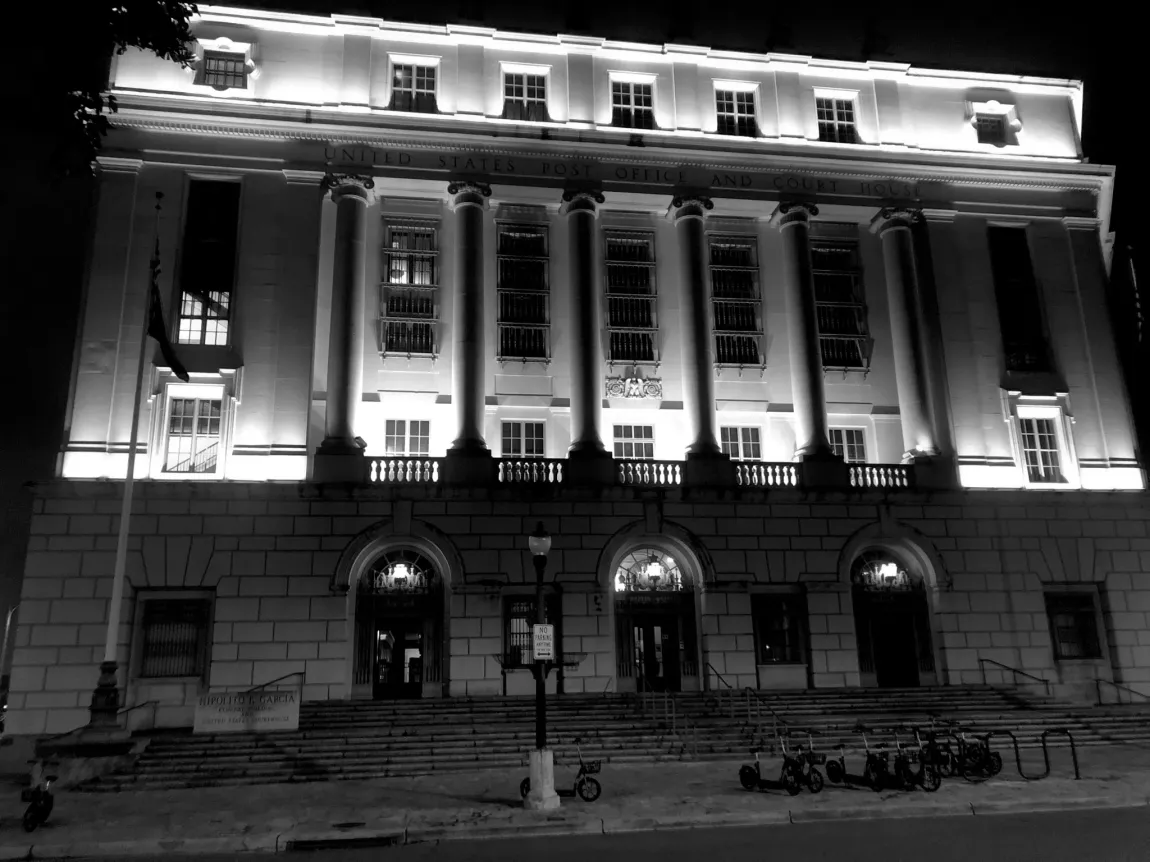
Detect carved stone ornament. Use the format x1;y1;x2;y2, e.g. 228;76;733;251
605;376;663;399
561;189;605;205
321;173;375;191
879;206;922;225
671;194;715;211
447;180;493;198
777;201;819;218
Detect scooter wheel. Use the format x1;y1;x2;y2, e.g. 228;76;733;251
738;765;758;790
783;770;802;796
520;778;530;799
22;806;40;833
989;752;1003;776
806;767;824;794
825;761;843;783
577;777;602;802
864;764;883;793
921;764;942;793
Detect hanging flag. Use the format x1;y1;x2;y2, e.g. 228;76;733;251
148;234;190;383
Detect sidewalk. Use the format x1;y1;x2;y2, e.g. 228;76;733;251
1;744;1148;859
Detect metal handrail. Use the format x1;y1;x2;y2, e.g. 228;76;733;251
38;699;161;745
634;679;698;760
704;662;788;752
1096;677;1150;706
245;672;305;694
978;658;1051;697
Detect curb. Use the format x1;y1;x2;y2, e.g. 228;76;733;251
2;795;1148;858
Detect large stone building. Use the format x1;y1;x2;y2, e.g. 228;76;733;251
7;4;1149;736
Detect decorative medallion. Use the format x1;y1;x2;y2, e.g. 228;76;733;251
605;376;663;399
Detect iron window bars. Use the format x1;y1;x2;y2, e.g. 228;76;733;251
810;239;872;370
604;231;658;364
708;235;763;367
496;224;550;361
381;220;439;357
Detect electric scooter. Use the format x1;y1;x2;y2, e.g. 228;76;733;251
520;737;602;802
739;746;801;795
22;758;59;832
893;726;942;792
854;723;894;792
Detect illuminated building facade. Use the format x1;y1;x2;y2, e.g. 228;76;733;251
7;4;1149;735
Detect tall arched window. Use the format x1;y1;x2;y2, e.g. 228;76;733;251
358;549;437;595
614;548;687;593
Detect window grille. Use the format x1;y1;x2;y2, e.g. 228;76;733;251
177;180;240;346
604;231;657;364
715;90;757;137
164;397;222;474
390;64;437;113
720;427;761;461
504;595;559;668
816;97;858;143
503;73;549;122
1045;593;1102;659
752;594;806;664
381;221;439;357
811;238;871;370
502;421;545;458
974;114;1007;145
829;428;867;463
987;226;1050;372
613;425;654;460
140;599;211;678
1019;417;1064;483
497;224;550;361
708;235;762;366
197;51;247;89
611;81;655;129
384;420;430;456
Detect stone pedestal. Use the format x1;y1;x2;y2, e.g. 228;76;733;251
441;448;496;486
313;443;367;484
909;454;957;490
684;452;736;487
565;450;616;487
524;748;561;811
799;452;851;488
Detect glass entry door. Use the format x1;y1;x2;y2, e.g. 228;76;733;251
373;618;424;699
632;615;680;692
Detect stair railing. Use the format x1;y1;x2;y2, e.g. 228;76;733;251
245;671;305;695
978;658;1051;697
1095;677;1150;706
634;678;697;759
704;663;738;719
703;663;787;752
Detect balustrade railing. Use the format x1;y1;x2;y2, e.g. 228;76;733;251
849;463;911;488
735;461;799;487
618;460;682;486
368;457;440;484
497;459;565;484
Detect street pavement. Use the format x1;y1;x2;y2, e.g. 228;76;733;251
0;743;1148;859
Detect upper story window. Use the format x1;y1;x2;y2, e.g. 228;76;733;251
604;231;658;365
715;88;757;137
1019;417;1063;483
816;96;858;143
810;232;871;370
390;63;437;113
708;235;762;367
974;114;1007;145
385;420;430;456
381;220;439;357
830;428;867;463
198;51;247;90
497;224;550;362
970;99;1021;147
613;425;654;460
1006;394;1079;489
987;225;1051;373
503;72;548;122
162;385;225;477
611;80;656;130
177;180;240;347
720;427;761;461
502;421;545;459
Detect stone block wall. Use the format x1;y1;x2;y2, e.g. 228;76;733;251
448;592;503;697
559;591;614;694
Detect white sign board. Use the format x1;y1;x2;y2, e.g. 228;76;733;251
533;623;555;661
193;690;300;734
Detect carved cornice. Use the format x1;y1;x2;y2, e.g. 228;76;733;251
770;201;819;228
870;206;922;235
560;189;605;216
322;173;376;204
448;180;492;210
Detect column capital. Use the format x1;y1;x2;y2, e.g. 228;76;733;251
322;173;376;205
770;201;819;228
869;206;922;235
669;194;714;222
448;180;492;210
560;189;605;216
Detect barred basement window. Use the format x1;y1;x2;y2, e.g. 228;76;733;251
503;73;549;122
390;64;437;113
830;428;867;463
605;231;657;364
1019;417;1064;483
811;237;871;370
708;235;762;366
1045;593;1102;660
720;427;761;461
504;595;560;668
140;599;211;678
715;89;757;137
385;420;430;456
974;113;1008;145
613;425;654;460
816;97;858;143
197;50;248;90
752;594;807;664
502;421;545;459
381;220;439;357
611;80;655;129
164;397;222;474
177;180;240;346
497;224;550;361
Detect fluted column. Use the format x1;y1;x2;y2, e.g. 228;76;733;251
871;207;939;461
560;190;612;483
314;174;374;483
772;201;835;461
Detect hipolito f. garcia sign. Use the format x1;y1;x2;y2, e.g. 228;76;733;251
193;690;300;734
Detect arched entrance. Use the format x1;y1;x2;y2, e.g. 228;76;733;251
851;551;936;688
613;548;699;693
353;549;443;699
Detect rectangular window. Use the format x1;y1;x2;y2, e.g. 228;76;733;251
613;425;654;460
753;594;807;664
140;599;211;678
988;226;1050;372
164;397;222;474
1019;417;1064;483
974;114;1007;145
503;73;548;122
611;80;655;129
497;224;550;361
177;180;240;346
381;220;439;356
816;97;858;143
504;595;560;668
1045;593;1102;660
390;64;437;113
384;420;430;456
715;89;757;137
197;50;247;89
720;427;762;461
604;231;657;364
709;235;762;366
502;421;545;459
829;428;867;463
811;237;870;369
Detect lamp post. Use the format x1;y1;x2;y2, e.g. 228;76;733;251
525;521;560;810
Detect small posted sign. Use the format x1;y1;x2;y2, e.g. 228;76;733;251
532;623;554;661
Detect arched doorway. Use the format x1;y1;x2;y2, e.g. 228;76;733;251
613;548;699;693
353;549;443;699
851;551;935;688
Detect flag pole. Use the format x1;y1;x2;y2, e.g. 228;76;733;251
89;192;164;729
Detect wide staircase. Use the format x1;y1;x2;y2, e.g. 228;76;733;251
79;686;1150;791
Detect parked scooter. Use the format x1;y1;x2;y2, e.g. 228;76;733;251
853;723;894;792
825;737;870;788
739;746;801;795
893;726;942;792
22;758;59;832
520;737;602;802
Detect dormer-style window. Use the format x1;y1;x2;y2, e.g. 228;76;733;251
191;38;257;93
974;114;1007;145
390;63;438;113
503;72;549;122
970;100;1022;147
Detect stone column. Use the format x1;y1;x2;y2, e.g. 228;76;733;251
314;174;374;483
443;181;495;485
871;207;939;461
671;195;733;485
560;190;614;485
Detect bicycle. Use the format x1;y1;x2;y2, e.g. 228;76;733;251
21;757;59;832
520;737;602;802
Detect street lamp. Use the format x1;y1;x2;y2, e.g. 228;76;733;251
524;521;560;811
